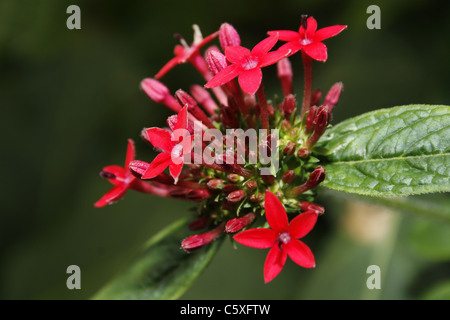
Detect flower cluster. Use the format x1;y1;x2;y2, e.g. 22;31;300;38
96;16;346;283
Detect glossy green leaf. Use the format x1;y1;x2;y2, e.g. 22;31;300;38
92;218;224;300
315;105;450;196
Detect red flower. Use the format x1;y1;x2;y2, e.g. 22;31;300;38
155;25;219;79
95;139;153;207
233;190;318;283
141;106;192;182
205;34;289;94
268;16;346;62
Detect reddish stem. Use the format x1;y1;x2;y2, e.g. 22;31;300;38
301;52;313;119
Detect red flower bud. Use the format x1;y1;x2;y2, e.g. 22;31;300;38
281;94;297;120
181;222;225;252
225;212;256;234
305;105;318;133
261;175;275;185
283;142;296;155
219;23;241;50
206;179;224;190
310;89;322;107
277;58;293;96
290;166;326;195
282;170;295;184
245;180;257;191
249;192;262;203
206;49;228;76
298;201;325;215
226;189;246;202
323;82;343;111
141;78;170;103
227;174;241;183
297;148;311;159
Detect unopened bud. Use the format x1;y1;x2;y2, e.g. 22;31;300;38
281;94;297;120
219;23;241;50
227;174;241;183
305;105;318;133
222;183;238;194
226;189;246;202
245;180;257;191
141;78;169;103
225;212;256;234
175;89;197;110
282;170;295;184
290;166;326;195
297;148;311;159
206;179;224;190
261;175;275;185
206;49;228;76
298;201;325;215
249;192;262;203
283;142;296;155
181;222;225;252
323;82;343;111
310;89;322;107
277;58;293;96
305;166;326;189
186;189;211;202
190;84;218;115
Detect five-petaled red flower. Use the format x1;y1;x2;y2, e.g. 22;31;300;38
268;16;346;62
141;106;192;182
205;33;289;94
155;25;219;79
95;139;152;207
233;190;318;283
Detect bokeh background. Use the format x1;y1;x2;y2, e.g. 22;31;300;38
1;0;449;300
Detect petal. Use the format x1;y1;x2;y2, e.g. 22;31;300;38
225;46;251;64
169;162;183;182
303;42;328;62
233;228;277;249
124;139;135;167
145;127;174;152
173;105;189;132
102;165;126;185
155;56;182;79
238;68;262;95
204;64;241;88
264;245;287;283
285;239;315;268
314;25;347;42
289;210;318;239
259;49;291;68
251;34;278;57
268;30;300;42
141;152;171;179
278;42;302;56
264;190;288;232
94;185;127;208
305;16;318;39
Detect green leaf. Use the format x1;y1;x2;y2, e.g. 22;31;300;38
92;218;223;300
421;280;450;300
315;105;450;196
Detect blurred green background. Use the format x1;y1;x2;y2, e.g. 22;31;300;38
1;0;449;300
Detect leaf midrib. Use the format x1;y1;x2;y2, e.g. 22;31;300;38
328;152;450;166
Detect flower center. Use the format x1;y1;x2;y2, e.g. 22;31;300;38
278;232;291;245
171;143;184;159
299;38;312;45
241;56;259;70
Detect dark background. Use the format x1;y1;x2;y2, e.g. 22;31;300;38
1;0;449;299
